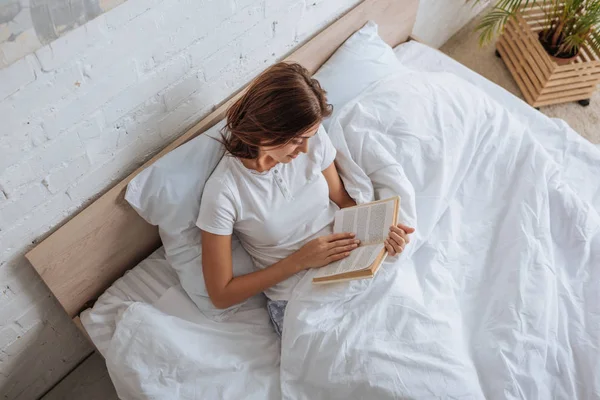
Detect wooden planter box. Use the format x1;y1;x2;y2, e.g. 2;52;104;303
496;7;600;107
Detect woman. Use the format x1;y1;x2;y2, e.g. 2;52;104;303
197;62;414;335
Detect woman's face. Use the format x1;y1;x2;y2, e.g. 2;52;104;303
260;122;321;164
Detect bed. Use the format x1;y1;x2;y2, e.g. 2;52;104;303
26;0;600;398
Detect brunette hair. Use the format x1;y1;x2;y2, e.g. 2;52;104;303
221;62;332;159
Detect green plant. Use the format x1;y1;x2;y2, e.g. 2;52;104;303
474;0;600;58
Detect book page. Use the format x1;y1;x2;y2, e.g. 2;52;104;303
313;243;384;279
333;198;396;245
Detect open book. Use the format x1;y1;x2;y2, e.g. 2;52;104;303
313;196;400;284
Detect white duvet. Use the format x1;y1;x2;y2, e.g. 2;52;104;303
105;70;600;399
281;71;600;399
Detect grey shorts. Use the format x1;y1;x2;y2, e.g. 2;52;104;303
266;299;287;338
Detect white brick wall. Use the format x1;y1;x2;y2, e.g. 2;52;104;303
0;0;483;397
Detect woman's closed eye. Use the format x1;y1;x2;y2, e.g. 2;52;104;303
293;135;313;144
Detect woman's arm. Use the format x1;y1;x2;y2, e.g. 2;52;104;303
202;230;359;309
322;162;356;209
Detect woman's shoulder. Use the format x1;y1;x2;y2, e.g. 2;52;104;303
311;124;332;149
204;157;238;195
198;157;239;232
312;124;327;143
306;124;335;163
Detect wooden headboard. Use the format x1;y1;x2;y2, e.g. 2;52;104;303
25;0;419;320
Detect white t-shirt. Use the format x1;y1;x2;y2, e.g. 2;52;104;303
197;125;338;301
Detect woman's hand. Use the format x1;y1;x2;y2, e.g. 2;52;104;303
293;232;360;270
384;223;415;256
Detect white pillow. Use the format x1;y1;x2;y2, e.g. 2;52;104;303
314;21;405;129
125;121;259;319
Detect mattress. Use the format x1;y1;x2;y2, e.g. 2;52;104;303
81;39;599;356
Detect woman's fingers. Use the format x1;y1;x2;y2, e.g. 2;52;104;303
327;238;360;249
325;232;355;242
384;239;396;256
389;232;406;250
397;223;415;234
390;226;409;244
387;234;404;254
328;242;359;255
327;252;351;262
